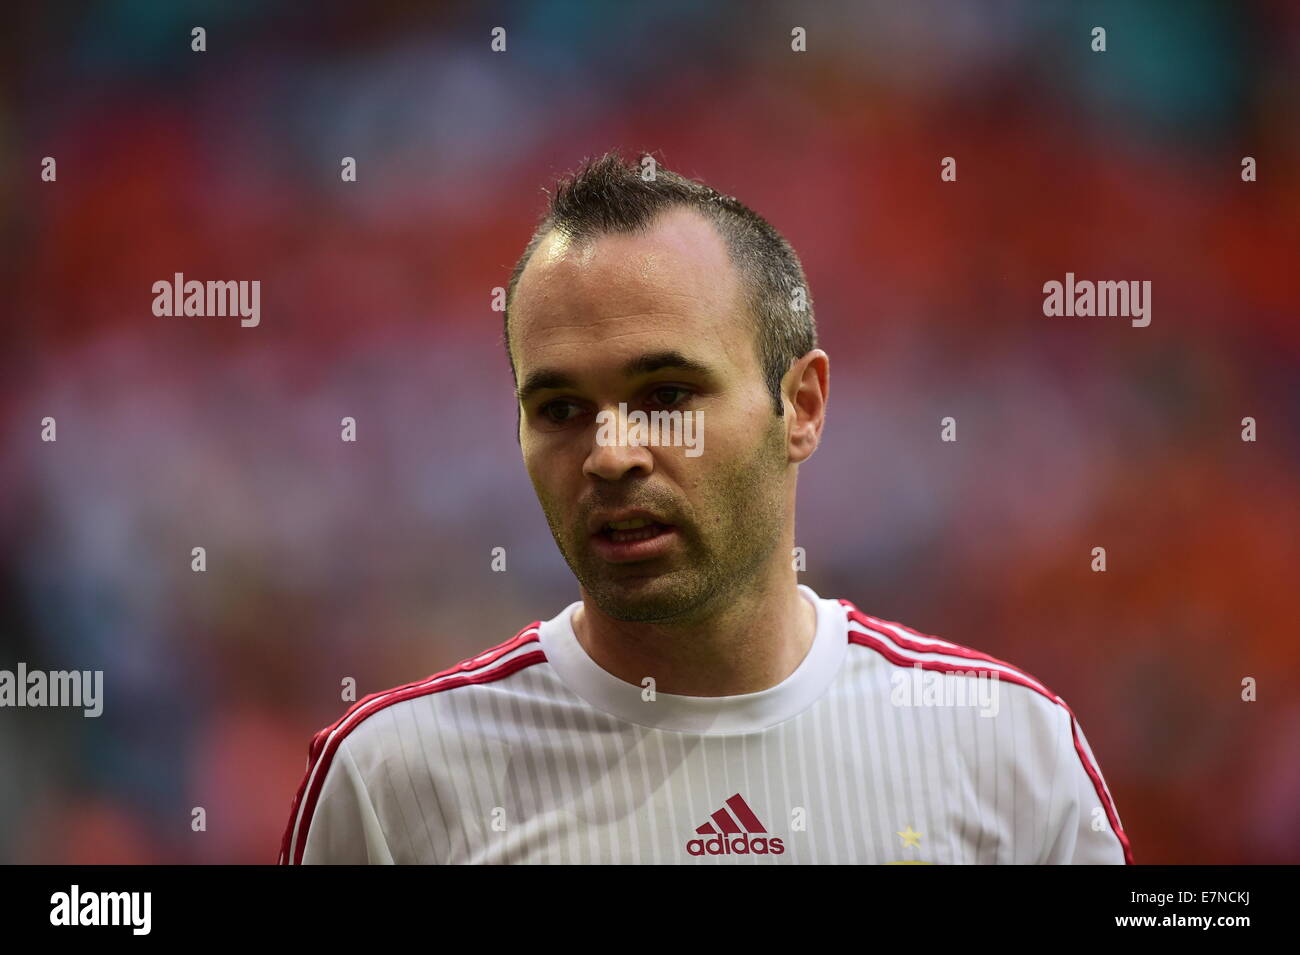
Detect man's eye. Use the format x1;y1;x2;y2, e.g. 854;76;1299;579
649;386;691;407
539;400;581;423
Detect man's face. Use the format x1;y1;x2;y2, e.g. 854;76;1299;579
510;207;791;623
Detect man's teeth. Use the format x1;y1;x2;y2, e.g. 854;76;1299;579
601;517;668;543
605;518;653;531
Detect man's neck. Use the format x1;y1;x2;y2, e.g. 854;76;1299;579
571;573;817;698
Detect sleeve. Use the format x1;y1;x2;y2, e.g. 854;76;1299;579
1041;704;1132;865
294;738;395;865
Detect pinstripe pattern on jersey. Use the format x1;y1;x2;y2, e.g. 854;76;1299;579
278;623;547;864
841;600;1134;865
279;594;1132;864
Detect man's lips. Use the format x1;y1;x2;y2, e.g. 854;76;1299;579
587;510;679;563
585;508;673;536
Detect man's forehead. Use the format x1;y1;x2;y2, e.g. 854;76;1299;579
513;207;742;334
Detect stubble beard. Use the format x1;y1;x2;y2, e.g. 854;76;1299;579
540;415;789;624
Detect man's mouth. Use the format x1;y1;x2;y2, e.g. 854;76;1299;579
589;516;680;563
599;517;672;543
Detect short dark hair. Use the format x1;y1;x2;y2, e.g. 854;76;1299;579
504;150;817;417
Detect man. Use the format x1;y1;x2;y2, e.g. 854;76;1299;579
279;152;1132;864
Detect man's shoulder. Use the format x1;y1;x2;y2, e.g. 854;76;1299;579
832;599;1132;863
833;596;1070;720
304;620;550;764
832;596;1119;830
280;620;550;864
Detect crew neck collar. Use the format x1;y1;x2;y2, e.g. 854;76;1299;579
536;584;847;736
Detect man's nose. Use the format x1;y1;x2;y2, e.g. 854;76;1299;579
583;408;655;481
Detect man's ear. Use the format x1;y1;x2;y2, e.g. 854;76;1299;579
784;349;829;464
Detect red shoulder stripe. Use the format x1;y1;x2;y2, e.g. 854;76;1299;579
278;624;544;865
843;602;1047;690
846;618;1134;865
311;621;543;755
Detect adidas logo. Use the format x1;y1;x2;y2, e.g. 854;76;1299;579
685;793;785;856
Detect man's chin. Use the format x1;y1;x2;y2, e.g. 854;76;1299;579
583;570;708;623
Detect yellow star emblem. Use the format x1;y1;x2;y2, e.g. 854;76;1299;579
897;826;923;849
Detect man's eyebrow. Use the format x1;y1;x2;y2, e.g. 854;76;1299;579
516;350;715;404
517;369;576;404
621;350;714;379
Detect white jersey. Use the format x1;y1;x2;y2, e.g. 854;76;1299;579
280;585;1132;864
